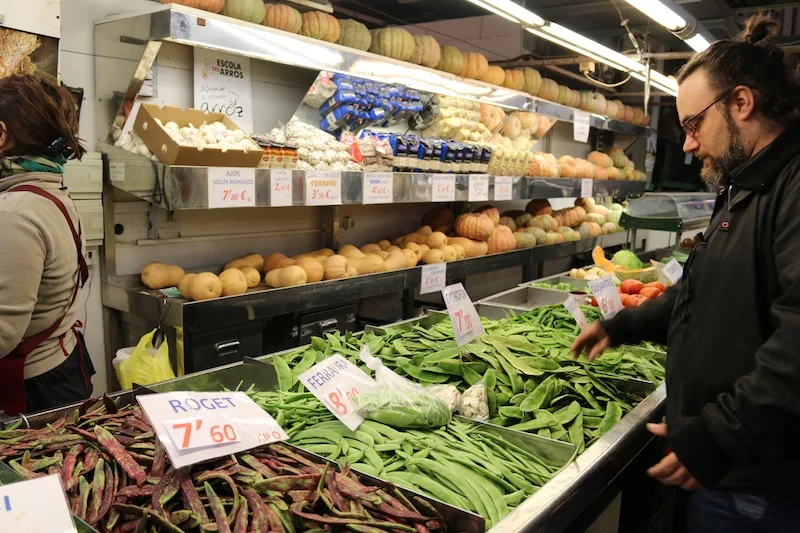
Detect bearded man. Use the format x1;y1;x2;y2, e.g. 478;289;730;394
572;15;800;532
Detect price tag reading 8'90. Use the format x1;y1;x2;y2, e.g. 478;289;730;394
587;275;624;319
442;283;485;346
298;355;377;431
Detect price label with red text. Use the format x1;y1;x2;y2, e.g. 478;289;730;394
442;283;485;346
298;354;377;431
563;295;589;331
305;171;342;206
468;174;489;202
208;168;256;208
587;275;624;319
580;178;593;198
138;391;287;468
0;475;77;533
270;168;293;207
420;263;446;295
363;172;393;204
494;176;513;201
431;175;455;202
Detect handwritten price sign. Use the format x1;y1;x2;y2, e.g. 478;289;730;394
442;283;485;346
305;171;342;206
208;168;256;208
0;476;77;533
270;169;292;207
661;259;683;284
494;176;513;201
298;354;377;431
563;295;589;331
363;173;393;204
420;263;446;295
468;175;489;202
587;276;623;319
431;175;456;202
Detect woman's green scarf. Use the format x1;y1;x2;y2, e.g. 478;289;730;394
0;155;66;177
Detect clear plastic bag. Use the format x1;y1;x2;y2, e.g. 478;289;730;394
355;346;451;429
113;329;176;390
458;378;490;421
426;384;461;414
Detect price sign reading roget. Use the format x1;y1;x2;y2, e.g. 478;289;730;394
441;283;485;346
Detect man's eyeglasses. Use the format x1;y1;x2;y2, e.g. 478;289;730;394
680;92;727;137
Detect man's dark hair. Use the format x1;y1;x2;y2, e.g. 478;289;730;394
677;13;799;126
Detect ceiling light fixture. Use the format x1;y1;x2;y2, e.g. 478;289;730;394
624;0;713;52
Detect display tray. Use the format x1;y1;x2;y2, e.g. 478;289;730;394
477;285;573;319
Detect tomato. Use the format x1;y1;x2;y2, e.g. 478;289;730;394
645;281;666;292
620;293;631;306
640;287;662;300
620;279;645;294
627;294;648;308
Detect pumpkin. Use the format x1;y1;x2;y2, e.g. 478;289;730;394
529;214;558;232
480;65;506;86
163;0;224;13
474;205;500;225
455;213;495;241
542;232;559;245
593;205;610;219
575;197;596;213
554;206;587;228
522;226;547;245
473;240;489;257
189;273;223;300
607;167;622;180
501;115;522;139
337;19;371;51
277;265;307;287
569;90;581;108
515;212;532;228
498;216;517;232
514;232;536;249
502;69;525;91
219;268;248;296
605;100;621;120
588;92;607;115
300;11;340;43
538;78;559;101
525;198;552;216
487;226;516;254
221;0;266;24
420;207;455;233
458;52;489;80
557;226;577;242
338;244;365;259
522;68;542;95
588;151;614;169
577;222;603;239
437;45;464;75
556;85;572;105
369;27;415;61
586;212;606;225
141;262;185;290
602;222;618;234
409;34;441;68
263;4;301;33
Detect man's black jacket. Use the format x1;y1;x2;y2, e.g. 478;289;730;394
604;122;800;493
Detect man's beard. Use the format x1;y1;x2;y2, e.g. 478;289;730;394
699;111;748;189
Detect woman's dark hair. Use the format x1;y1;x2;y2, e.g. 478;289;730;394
677;13;799;126
0;73;86;161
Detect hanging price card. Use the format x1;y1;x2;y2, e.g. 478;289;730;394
563;295;589;331
363;172;393;204
298;355;377;431
270;169;293;207
581;178;593;198
208;168;256;208
494;176;513;201
662;259;684;284
420;263;446;295
468;174;490;202
431;174;455;202
305;171;342;206
0;475;77;533
573;110;591;143
442;283;485;346
138;391;288;468
587;275;624;319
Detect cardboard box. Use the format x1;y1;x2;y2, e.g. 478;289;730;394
133;104;262;168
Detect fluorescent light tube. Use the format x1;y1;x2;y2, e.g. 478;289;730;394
529;23;646;73
624;0;687;31
464;0;546;26
684;33;711;52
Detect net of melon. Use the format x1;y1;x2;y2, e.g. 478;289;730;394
592;246;658;283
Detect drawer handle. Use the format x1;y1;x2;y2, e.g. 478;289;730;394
319;319;338;329
215;340;240;357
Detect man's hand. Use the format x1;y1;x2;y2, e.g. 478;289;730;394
571;321;611;361
646;423;704;491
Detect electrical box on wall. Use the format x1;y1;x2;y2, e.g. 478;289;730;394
0;0;61;39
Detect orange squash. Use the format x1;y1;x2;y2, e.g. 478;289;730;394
474;205;500;225
502;69;525;91
163;0;224;13
409;34;441;68
459;52;489;80
455;213;495;241
437;45;464;75
263;4;302;33
480;65;506;86
300;12;341;43
369;27;415;61
522;67;542;95
337;19;372;51
525;198;552;216
487;226;516;254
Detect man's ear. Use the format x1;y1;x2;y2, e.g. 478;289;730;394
731;85;756;121
0;121;11;153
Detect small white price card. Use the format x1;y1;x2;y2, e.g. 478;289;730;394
573;110;591;143
305;171;342;206
363;172;393;204
662;259;684;284
587;275;624;319
468;174;489;202
431;174;456;202
208;168;256;209
563;295;588;331
442;283;485;346
420;263;446;295
270;169;293;207
580;178;593;198
494;176;513;201
0;475;76;533
109;161;126;183
298;355;377;431
137;391;288;468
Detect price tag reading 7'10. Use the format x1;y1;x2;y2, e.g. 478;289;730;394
442;283;485;346
587;275;624;319
298;354;377;431
137;391;288;468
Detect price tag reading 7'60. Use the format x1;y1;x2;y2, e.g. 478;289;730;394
165;414;242;451
587;275;624;319
298;354;377;431
442;283;485;346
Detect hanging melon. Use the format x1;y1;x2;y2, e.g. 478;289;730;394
263;4;301;33
436;45;464;75
163;0;225;13
369;27;415;61
221;0;266;24
409;34;441;68
459;52;489;80
479;65;506;86
522;67;542;96
337;19;371;51
300;11;341;43
502;69;525;91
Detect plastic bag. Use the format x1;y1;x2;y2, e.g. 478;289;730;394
354;345;451;429
113;329;176;390
426;384;461;414
458;378;490;421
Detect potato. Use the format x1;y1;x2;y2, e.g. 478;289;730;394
219;268;248;296
177;273;197;298
240;267;261;288
297;257;324;283
189;272;222;301
141;262;185;290
422;249;445;264
264;253;290;273
279;265;307;287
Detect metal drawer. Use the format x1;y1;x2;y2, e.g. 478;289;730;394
187;322;262;373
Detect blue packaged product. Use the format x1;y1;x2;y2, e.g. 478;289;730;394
331;73;355;91
319;105;357;133
318;89;369;116
407;136;422;172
